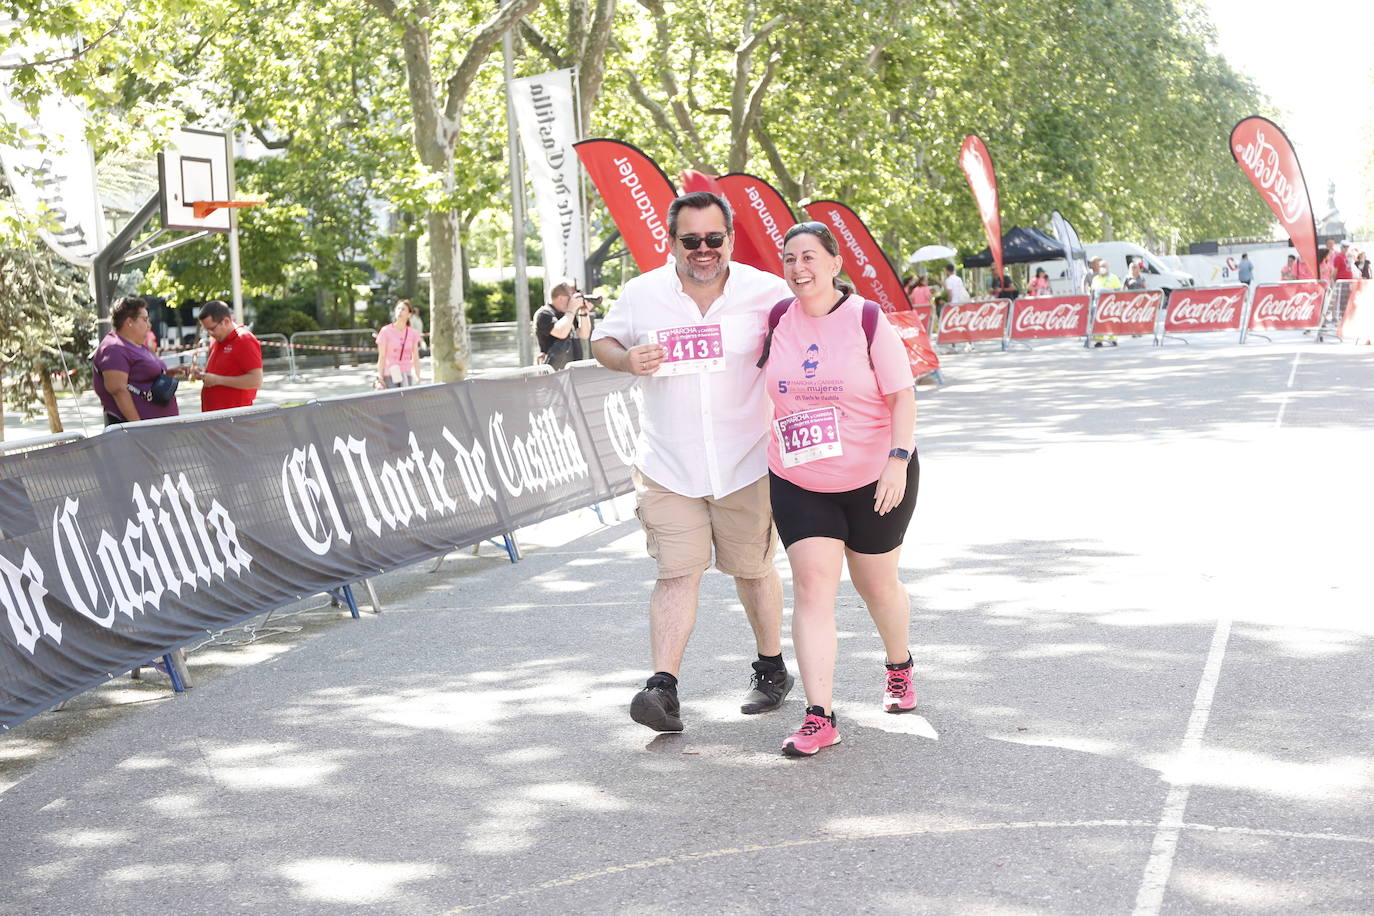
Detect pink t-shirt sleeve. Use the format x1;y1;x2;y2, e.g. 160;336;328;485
871;314;915;395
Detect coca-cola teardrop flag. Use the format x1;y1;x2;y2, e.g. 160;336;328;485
1230;117;1319;281
801;200;907;313
885;310;942;379
1164;286;1248;335
718;173;796;277
1340;280;1374;342
960;135;1003;282
575;139;678;272
1247;281;1326;332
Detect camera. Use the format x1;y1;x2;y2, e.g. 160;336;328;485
579;294;603;305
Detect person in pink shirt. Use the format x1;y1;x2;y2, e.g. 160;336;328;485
761;221;918;757
906;275;933;308
375;299;422;387
1028;267;1052;297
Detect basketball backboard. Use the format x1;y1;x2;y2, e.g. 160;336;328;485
158;127;231;232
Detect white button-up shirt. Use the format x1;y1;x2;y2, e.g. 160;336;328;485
593;259;789;498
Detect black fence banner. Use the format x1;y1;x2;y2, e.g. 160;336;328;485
0;365;639;730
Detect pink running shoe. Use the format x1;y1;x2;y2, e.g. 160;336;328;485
884;663;917;713
782;706;841;757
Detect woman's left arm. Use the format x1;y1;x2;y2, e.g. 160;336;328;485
873;386;917;515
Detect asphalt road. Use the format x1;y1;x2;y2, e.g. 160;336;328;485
2;335;1371;914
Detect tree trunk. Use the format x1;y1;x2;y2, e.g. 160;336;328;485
40;368;63;434
428;205;470;379
0;371;6;442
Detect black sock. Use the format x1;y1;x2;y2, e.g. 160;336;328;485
756;652;785;671
885;653;914;671
646;671;678;690
805;704;835;723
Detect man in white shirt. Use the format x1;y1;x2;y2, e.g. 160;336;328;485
944;263;970;304
592;191;795;733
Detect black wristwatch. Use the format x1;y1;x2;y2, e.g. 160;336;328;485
888;447;911;461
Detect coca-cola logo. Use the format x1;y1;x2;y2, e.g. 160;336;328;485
1254;291;1322;322
1169;293;1242;325
1234;128;1308;226
1097;293;1159;324
944;301;1006;332
1014;302;1084;333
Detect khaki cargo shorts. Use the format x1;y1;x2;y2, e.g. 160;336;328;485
632;468;777;580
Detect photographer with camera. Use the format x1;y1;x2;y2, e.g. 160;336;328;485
93;296;186;426
534;281;596;370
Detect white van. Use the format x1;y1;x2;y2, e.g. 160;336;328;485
1033;242;1195;293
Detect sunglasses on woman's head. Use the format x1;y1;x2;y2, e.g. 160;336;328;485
677;232;727;250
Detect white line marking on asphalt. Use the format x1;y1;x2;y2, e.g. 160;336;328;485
1131;617;1233;916
448;815;1374;912
1273;351;1302;428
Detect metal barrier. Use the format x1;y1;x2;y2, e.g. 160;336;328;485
0;432;85;456
256;332;298;379
289;328;380;370
472;363;552;379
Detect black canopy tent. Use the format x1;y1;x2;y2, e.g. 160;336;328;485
962;226;1083;268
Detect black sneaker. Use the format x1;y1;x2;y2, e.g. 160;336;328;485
740;661;795;714
630;684;683;732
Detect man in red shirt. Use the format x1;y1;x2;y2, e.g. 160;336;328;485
193;299;263;411
1332;240;1355;281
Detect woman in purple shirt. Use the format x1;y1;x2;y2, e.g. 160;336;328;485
93;296;182;425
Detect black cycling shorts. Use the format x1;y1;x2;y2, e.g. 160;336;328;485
769;454;920;554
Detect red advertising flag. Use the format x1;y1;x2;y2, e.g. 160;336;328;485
1247;281;1326;331
1091;290;1163;336
1230;117;1319;280
937;299;1010;344
1164;286;1248;334
676;169;776;274
718;173;796;277
960;135;1003;281
574;138;678;272
1010;294;1091;340
885;309;941;378
801;200;908;313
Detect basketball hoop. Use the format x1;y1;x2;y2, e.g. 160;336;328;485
192;200;266;219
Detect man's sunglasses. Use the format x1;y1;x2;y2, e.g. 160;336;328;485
677;232;727;250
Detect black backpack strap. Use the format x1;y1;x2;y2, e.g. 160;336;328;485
756;297;796;368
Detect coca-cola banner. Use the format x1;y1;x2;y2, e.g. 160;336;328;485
1010;295;1091;340
960;135;1003;281
884;310;942;379
574;138;678;272
1338;280;1374;342
802;200;908;313
1230;117;1319;281
938;299;1011;344
1164;286;1248;335
0;366;641;730
1247;281;1326;332
1091;290;1163;337
718;172;795;277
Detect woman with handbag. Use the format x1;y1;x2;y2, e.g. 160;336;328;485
762;222;919;757
376;299;423;387
93;296;183;425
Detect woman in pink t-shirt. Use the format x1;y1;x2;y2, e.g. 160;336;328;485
375;299;422;387
762;222;918;757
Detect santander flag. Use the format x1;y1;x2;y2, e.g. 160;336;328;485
718;173;795;276
574;139;677;272
679;169;769;274
801;200;939;375
801;200;907;313
1230;117;1319;281
960;135;1003;281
